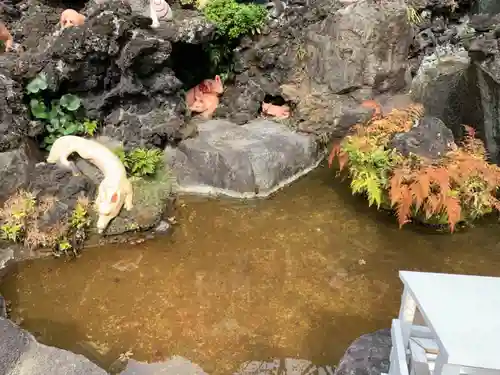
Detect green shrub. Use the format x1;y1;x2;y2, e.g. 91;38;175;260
114;147;164;178
203;0;267;77
26;73;98;149
203;0;267;39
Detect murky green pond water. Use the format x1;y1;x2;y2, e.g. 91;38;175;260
2;162;500;374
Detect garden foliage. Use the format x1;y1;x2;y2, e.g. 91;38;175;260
329;103;500;231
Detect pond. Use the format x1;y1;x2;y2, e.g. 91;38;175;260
2;161;500;374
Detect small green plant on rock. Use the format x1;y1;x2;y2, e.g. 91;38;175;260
406;6;423;25
203;0;267;77
54;197;91;257
26;73;98;149
0;190;92;257
204;0;266;39
114;147;164;178
0;191;36;242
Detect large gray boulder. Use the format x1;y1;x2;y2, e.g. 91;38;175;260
218;0;412;137
334;329;391;375
305;0;412;95
165;119;322;197
0;318;107;375
120;357;208;375
0;70;33;153
410;47;477;138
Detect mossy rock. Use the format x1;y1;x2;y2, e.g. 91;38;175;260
96;167;175;236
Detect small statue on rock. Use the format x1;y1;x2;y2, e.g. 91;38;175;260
261;102;290;119
46;135;134;234
0;21;15;52
186;75;224;119
152;0;173;21
60;9;86;29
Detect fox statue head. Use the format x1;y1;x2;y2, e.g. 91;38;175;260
95;178;124;233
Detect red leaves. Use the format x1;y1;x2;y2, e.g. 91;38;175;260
328;142;348;171
389;165;462;232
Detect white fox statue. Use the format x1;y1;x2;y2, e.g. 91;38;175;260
46;135;134;234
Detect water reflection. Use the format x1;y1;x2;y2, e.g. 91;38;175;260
2;163;500;373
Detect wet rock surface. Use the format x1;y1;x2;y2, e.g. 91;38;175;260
389;116;457;159
235;359;335;374
334;329;391;375
410;46;474;135
165;119;322;197
0;317;107;375
2;1;216;150
0;68;32;152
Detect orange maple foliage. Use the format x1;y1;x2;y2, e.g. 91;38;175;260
328;101;500;232
389;132;500;231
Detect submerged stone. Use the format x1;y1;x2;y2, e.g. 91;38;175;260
334;329;391;375
0;317;107;375
235;358;335;374
165;119;322;198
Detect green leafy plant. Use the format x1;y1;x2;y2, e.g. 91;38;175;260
203;0;266;39
54;197;91;258
0;191;36;243
1;223;23;242
57;238;73;254
114;147;164;178
329;104;500;232
335;138;401;209
203;0;267;76
26;73;98;149
71;201;91;230
406;6;423;25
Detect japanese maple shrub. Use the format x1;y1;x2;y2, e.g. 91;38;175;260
329;103;500;232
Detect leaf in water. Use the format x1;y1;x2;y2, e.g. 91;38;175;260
59;94;81;111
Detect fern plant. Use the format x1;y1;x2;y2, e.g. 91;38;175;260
331;137;401;208
114;147;163;178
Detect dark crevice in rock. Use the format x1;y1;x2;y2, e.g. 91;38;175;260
169;41;213;89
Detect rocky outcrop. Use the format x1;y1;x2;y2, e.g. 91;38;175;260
74;136;174;236
0;67;33;152
0;137;96;235
0;317;107;375
0;140;40;201
0;317;211;375
334;329;391;375
218;0;413;137
410;46;474;137
6;2;220;149
389;116;457;159
305;0;411;95
165;119;322;197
